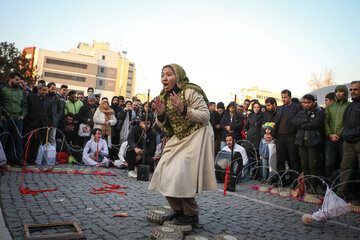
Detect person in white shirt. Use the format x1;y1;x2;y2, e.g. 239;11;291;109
82;129;110;166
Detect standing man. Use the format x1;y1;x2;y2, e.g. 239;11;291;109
65;90;83;125
0;72;25;165
324;85;350;182
25;83;50;163
46;82;61;146
209;102;221;154
220;101;244;149
337;81;360;202
56;84;68;124
273;89;302;187
262;97;277;138
292;94;324;189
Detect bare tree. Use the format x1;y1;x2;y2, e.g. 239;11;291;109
308;68;336;91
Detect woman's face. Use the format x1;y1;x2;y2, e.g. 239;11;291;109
161;67;176;92
253;104;260;114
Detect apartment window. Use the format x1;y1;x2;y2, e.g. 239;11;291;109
102;55;105;60
100;67;105;73
99;80;103;86
126;92;131;98
46;58;87;69
44;72;85;82
127;86;132;91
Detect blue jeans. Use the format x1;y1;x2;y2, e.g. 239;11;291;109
325;138;343;180
1;118;23;161
261;157;269;180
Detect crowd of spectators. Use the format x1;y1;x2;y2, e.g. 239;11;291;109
1;72;359;204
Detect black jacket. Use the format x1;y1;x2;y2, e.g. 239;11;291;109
46;93;61;128
341;96;360;143
25;94;50;131
127;125;156;158
78;103;97;128
220;111;244;141
292;106;324;146
210;110;221;138
273;103;302;138
244;112;264;150
261;110;277;136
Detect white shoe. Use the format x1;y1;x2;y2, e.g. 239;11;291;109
128;170;137;178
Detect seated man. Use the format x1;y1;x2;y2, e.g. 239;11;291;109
82;128;110;166
221;133;249;179
126;114;156;178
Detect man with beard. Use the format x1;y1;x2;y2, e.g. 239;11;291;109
0;72;25;165
46;82;61;147
56;84;68;123
337;81;360;203
220;101;244;149
24;83;50;164
273;89;302;187
126;114;156;178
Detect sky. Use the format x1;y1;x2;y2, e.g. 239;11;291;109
1;0;360;103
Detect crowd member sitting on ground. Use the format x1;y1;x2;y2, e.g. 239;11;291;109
82;128;110;166
126;114;156;178
221;134;249;179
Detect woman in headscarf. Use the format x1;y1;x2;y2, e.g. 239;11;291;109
149;64;217;226
93;99;117;149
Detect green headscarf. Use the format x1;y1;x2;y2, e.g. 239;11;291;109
159;64;209;106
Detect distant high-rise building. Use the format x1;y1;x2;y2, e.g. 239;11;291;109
23;41;136;99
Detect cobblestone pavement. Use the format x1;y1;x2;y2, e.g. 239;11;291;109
0;164;359;240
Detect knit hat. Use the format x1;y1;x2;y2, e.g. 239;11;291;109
263;122;275;131
88;93;96;101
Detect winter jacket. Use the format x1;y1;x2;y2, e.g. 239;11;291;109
341;96;360;143
24;94;50;131
244;112;264;150
273;103;302;138
220;111;244;141
0;85;25;119
46;93;61;128
65;100;83;116
261;110;276;136
324;85;350;137
292;105;324;146
78;103;97;128
127;124;156;158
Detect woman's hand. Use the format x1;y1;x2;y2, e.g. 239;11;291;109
170;91;184;113
154;96;166;116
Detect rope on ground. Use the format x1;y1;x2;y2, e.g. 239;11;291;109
19;129;57;195
89;131;128;195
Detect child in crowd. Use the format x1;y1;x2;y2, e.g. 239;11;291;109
259;122;276;182
82;128;110;166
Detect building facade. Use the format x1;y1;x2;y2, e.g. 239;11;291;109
23;41;136;100
238;86;282;105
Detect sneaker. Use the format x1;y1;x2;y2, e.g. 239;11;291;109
128;170;137;178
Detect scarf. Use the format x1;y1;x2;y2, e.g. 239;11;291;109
99;101;114;136
158;64;209;138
